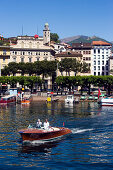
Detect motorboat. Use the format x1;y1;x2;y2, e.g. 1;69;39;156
99;97;113;106
17;94;31;104
65;95;74;104
21;97;31;104
0;95;16;104
18;127;72;142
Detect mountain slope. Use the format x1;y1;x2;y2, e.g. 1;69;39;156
60;35;111;45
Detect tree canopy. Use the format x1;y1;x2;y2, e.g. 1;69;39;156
50;33;60;43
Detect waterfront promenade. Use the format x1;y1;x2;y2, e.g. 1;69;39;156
31;95;66;101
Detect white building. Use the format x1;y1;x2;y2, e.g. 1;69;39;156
92;41;112;76
51;43;69;54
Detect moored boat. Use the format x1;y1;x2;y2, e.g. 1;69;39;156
0;95;16;104
65;95;74;104
21;97;31;104
18;127;72;141
99;98;113;106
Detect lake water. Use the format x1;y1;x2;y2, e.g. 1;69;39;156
0;101;113;169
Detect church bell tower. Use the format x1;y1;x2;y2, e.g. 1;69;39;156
43;23;50;45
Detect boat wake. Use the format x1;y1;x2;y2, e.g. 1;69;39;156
71;128;93;134
23;136;63;146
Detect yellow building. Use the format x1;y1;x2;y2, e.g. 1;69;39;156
0;45;10;75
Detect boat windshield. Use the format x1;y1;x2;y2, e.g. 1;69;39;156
67;96;73;99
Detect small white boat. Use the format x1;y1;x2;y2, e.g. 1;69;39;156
99;97;113;106
65;95;74;104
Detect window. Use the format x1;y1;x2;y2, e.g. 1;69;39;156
106;55;108;59
3;57;5;62
102;61;104;65
3;50;6;55
102;66;104;70
13;57;16;62
94;66;96;70
102;72;104;75
98;61;100;65
106;72;108;75
106;61;108;65
94;49;96;54
98;66;100;70
106;66;108;70
94;61;96;65
29;58;32;62
102;55;104;59
94;72;96;75
37;57;39;61
98;55;100;59
98;72;100;75
94;55;96;59
98;49;100;53
28;51;32;55
21;57;24;62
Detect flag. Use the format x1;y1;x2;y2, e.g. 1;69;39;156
98;88;101;99
63;122;65;126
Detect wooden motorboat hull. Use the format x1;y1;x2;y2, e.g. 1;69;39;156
18;127;72;141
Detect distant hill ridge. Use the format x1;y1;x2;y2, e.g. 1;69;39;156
60;35;111;45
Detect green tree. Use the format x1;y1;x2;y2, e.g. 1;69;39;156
18;62;27;75
25;76;42;92
50;33;60;43
25;62;35;76
7;62;18;76
34;61;41;76
59;58;73;76
1;66;9;76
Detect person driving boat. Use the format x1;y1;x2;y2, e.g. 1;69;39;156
44;119;50;130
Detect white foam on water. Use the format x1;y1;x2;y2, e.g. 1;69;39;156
71;128;93;134
23;136;62;146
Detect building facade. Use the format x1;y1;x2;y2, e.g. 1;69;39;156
71;43;92;75
10;23;55;63
0;45;10;75
71;41;112;76
92;41;112;76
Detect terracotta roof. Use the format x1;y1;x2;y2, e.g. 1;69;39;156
92;41;112;46
72;42;92;49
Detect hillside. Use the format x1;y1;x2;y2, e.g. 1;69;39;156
60;35;111;45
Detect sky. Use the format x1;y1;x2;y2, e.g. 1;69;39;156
1;0;113;41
